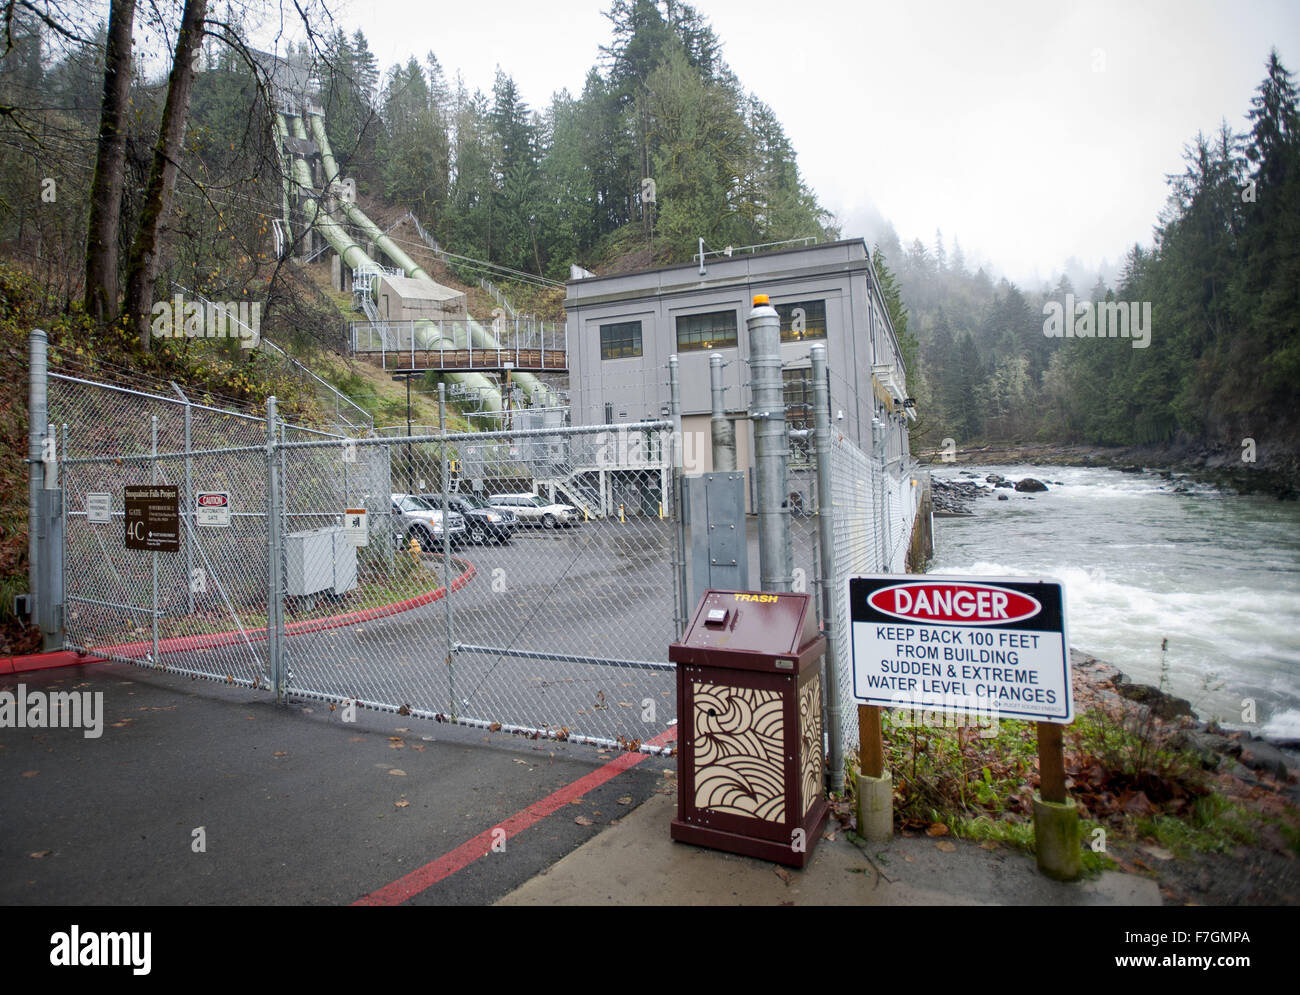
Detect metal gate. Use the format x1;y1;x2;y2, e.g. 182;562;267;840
276;421;683;752
46;365;684;754
42;359;917;766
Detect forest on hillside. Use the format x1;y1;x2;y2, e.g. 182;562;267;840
883;52;1299;457
0;1;1295;462
0;0;832;312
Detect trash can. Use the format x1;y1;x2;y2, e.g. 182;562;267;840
669;589;829;868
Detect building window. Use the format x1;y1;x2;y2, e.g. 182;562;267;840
777;299;827;342
675;310;737;352
783;367;813;428
600;320;643;359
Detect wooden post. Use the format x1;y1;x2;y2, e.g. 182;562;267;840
858;704;883;779
1036;721;1067;803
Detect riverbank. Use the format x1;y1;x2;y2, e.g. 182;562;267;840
1060;650;1298;905
834;649;1299;905
920;441;1299;500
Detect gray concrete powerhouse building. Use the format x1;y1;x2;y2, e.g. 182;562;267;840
564;238;915;485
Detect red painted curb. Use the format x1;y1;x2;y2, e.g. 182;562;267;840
0;649;106;675
2;557;476;673
353;725;679;906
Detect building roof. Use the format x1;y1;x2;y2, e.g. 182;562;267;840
378;274;465;305
565;238;874;309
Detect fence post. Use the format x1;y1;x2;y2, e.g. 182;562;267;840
28;330;48;630
439;382;456;718
150;415;159;662
172;383;195;614
873;417;888;570
709;353;736;471
60;422;68;651
266;396;285;702
856;413;892;840
810;345;843;794
668;355;689;635
746;295;793;592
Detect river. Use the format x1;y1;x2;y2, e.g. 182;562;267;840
928;464;1300;741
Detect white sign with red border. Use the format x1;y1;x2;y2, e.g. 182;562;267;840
848;575;1072;723
195;491;231;527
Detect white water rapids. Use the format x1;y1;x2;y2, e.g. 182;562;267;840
929;464;1300;740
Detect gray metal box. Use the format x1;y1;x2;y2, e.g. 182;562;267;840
286;526;357;597
688;472;748;606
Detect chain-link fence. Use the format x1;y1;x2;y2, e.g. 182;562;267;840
823;432;924;756
278;422;681;752
50;373;364;688
49;369;683;753
43;356;925;769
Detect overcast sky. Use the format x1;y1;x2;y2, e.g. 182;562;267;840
321;0;1297;289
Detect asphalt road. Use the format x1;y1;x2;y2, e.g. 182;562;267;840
0;662;671;905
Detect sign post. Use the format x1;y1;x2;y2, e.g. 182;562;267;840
847;574;1081;879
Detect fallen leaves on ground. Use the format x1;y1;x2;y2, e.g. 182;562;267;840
574;815;593;826
935;840;957;853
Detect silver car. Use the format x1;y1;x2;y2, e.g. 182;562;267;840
487;492;581;528
391;493;467;549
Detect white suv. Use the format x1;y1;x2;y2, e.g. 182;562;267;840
487;493;580;529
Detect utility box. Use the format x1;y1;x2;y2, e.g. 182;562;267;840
687;472;748;605
668;589;829;868
285;526;357;597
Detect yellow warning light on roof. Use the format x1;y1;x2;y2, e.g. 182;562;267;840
752;294;770;306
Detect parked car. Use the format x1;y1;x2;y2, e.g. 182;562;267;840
487;492;581;529
419;492;521;545
390;493;467;549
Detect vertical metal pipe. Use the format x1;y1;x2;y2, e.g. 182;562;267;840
872;416;888;571
747;296;793;592
811;344;843;793
266;396;283;701
182;390;194;613
60;421;68;652
151;415;159;662
709;353;736;471
279;422;287;547
439;382;456;717
28;330;47;623
668;355;688;633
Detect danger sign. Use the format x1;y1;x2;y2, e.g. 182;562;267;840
848;576;1072;723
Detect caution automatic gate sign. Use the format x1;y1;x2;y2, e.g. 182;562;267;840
848;575;1073;724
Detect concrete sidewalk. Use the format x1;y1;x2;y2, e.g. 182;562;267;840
499;784;1162;906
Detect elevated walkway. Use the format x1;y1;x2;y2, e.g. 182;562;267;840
350;319;567;373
